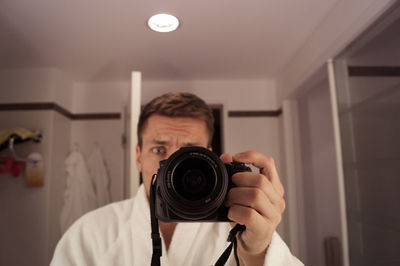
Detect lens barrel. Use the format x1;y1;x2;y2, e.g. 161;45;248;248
157;146;229;220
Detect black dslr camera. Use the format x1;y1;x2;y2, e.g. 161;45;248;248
153;146;251;222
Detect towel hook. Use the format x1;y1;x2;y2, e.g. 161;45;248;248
8;137;40;164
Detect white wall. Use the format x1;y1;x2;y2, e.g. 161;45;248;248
142;79;278;110
47;112;71;262
0;67;73;110
72;81;130;113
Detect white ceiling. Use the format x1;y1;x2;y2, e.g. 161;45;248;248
0;0;346;82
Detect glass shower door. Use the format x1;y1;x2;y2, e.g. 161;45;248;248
331;60;400;266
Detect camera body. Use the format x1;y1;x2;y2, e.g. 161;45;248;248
153;146;251;222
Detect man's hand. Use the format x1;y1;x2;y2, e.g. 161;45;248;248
221;151;285;266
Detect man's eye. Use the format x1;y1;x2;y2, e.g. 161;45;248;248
152;147;166;155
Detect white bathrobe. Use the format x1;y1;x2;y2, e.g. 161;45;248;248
87;146;111;207
60;151;97;234
52;185;303;266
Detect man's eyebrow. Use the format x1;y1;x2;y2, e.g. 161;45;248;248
182;142;201;147
148;139;202;146
149;139;170;145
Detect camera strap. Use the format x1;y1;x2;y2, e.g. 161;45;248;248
214;224;246;266
150;174;162;266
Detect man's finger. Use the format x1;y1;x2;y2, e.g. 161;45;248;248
226;187;279;218
231;172;285;213
232;151;284;197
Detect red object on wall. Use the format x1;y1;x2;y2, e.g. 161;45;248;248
0;156;24;177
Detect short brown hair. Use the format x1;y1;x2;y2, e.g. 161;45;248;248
137;92;214;148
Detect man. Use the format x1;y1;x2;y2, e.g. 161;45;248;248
51;92;303;265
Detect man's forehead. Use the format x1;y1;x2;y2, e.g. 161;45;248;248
141;115;210;144
145;115;206;132
142;117;207;144
144;129;205;143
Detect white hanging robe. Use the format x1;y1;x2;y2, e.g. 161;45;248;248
87;146;111;207
60;150;97;234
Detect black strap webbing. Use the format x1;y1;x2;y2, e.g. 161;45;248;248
214;224;246;266
150;174;162;266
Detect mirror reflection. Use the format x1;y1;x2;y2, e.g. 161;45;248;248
1;1;399;266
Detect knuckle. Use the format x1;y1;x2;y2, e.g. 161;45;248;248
275;213;282;225
265;155;275;166
250;188;262;203
281;199;286;212
246;150;256;156
226;188;238;202
255;174;266;187
244;150;258;160
228;205;240;220
269;208;281;225
243;208;257;222
227;209;235;222
225;193;232;205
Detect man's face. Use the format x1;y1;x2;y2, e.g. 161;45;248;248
136;114;210;197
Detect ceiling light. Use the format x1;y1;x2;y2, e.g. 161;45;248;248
147;14;180;33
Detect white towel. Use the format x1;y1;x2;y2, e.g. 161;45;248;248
60;150;97;234
87;146;111;207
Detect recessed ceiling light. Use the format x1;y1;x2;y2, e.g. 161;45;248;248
147;14;180;33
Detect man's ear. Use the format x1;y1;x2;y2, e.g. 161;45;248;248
136;145;142;172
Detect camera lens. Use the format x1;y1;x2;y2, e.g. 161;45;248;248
183;170;206;192
156;146;229;221
172;157;216;201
